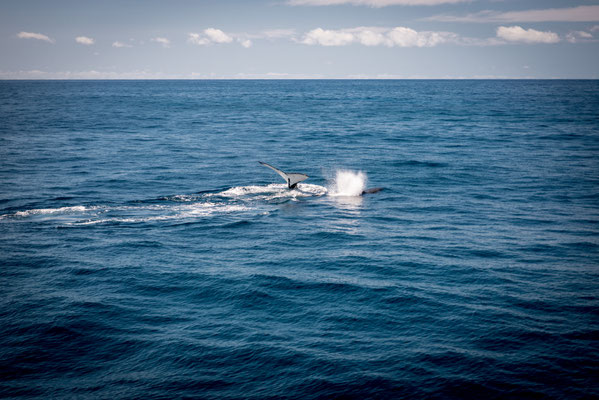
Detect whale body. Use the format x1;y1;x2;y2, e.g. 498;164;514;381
362;187;383;195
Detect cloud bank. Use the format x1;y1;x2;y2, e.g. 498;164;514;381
496;26;559;44
188;28;233;45
75;36;95;45
301;26;456;47
17;31;54;43
188;28;254;47
566;30;593;43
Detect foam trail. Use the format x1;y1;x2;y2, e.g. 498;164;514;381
12;205;90;217
215;183;327;200
328;170;367;197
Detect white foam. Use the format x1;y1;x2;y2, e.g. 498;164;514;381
175;202;250;217
4;180;334;225
218;184;284;197
216;183;327;200
12;205;91;217
165;194;196;202
68;202;251;226
328;170;366;197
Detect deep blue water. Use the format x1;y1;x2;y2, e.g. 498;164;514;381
1;80;598;399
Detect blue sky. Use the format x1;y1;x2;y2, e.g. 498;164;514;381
1;0;598;78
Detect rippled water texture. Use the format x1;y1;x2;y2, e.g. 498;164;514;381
1;80;598;398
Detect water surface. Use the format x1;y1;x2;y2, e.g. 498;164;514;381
1;80;598;398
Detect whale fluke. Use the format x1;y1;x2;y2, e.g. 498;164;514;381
362;187;383;195
259;161;308;189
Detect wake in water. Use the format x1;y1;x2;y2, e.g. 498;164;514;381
0;170;370;225
215;183;327;200
0;202;251;225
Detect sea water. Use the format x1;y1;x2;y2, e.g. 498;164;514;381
1;80;598;398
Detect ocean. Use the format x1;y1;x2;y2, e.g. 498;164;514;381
1;80;598;398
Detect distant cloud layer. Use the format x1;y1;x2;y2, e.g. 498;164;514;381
301;26;456;47
289;0;467;6
17;31;54;43
566;30;593;43
496;26;559;44
15;25;571;51
428;5;599;23
112;41;132;48
152;37;171;47
239;39;253;48
75;36;95;45
188;28;253;48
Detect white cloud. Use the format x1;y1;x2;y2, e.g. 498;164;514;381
152;37;171;47
188;28;254;47
301;26;456;47
112;41;132;48
239;39;253;48
566;31;593;43
428;5;599;23
591;25;599;32
289;0;467;6
188;28;233;45
496;26;559;44
76;36;95;45
17;31;54;43
188;33;209;45
354;28;389;46
388;27;454;46
204;28;233;43
301;28;355;46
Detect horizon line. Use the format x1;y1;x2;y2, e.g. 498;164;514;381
1;78;598;81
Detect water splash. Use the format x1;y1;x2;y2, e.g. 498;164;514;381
328;170;367;197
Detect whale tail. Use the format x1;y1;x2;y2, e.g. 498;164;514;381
259;161;308;189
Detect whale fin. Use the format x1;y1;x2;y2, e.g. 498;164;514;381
259;161;308;189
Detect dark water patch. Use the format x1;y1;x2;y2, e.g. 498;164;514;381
217;219;254;229
252;273;370;296
518;243;566;257
466;248;510;259
51;196;76;201
69;265;110;276
295;230;367;242
229;287;289;312
114;239;164;249
391;159;448;168
563;240;599;251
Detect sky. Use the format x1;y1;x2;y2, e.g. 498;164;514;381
1;0;598;79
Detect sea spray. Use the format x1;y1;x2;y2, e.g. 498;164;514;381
328;170;367;196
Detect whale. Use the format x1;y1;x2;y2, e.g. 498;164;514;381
259;161;309;189
362;187;383;195
259;161;383;195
